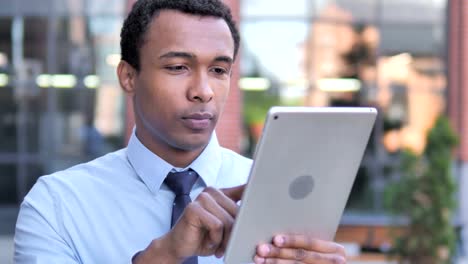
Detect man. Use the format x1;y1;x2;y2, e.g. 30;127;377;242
14;0;346;263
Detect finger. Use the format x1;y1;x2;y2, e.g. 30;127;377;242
183;203;224;251
196;191;235;257
254;255;304;264
273;234;346;256
221;184;246;202
255;244;346;264
203;187;239;217
254;253;346;264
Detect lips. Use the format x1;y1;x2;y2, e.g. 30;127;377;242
181;112;214;130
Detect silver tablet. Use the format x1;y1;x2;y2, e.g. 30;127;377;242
224;106;377;264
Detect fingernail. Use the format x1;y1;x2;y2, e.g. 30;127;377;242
274;235;284;246
215;251;224;258
259;244;270;255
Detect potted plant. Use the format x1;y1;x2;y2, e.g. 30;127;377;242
384;116;459;264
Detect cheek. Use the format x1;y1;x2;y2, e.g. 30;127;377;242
215;83;230;106
137;75;180;105
153;75;189;98
133;83;166;123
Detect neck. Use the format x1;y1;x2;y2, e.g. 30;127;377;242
134;126;207;168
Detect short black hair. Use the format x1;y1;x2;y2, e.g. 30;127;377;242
120;0;240;71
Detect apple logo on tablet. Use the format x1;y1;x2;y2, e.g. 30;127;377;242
289;175;315;200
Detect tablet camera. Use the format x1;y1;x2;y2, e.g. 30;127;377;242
289;175;315;200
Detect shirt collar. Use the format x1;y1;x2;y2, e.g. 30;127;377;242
126;128;222;194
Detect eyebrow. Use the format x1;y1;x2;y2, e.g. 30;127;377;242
159;51;195;60
159;51;233;64
214;55;233;64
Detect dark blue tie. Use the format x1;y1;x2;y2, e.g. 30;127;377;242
164;169;199;264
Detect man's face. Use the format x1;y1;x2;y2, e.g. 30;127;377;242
122;10;234;155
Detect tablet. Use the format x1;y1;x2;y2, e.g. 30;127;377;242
224;106;377;264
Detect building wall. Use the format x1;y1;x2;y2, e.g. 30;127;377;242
449;0;468;161
448;0;468;255
215;0;242;153
124;0;243;153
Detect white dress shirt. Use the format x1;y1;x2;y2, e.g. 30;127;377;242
14;131;252;264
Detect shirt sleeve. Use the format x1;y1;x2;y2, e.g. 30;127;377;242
14;178;80;264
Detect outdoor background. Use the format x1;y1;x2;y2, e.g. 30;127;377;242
1;0;467;263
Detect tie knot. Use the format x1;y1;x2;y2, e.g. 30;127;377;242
164;169;199;196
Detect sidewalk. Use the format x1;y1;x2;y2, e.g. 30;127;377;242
0;206;16;264
1;234;464;264
0;236;13;264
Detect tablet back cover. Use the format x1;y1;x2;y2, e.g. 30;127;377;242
224;107;377;264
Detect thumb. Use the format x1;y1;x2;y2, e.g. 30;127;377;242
221;184;246;202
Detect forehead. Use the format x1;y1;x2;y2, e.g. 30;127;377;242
142;10;235;59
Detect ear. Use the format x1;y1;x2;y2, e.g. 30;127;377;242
117;60;137;94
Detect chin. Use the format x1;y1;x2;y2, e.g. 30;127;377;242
173;134;211;152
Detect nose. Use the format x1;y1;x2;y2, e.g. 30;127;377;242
187;71;214;103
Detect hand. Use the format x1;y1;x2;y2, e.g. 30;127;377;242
253;234;346;264
134;184;245;263
168;185;244;259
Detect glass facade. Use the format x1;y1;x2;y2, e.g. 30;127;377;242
0;0;455;262
240;0;448;214
0;0;126;206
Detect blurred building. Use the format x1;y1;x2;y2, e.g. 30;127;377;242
0;0;127;235
1;0;468;261
238;0;468;258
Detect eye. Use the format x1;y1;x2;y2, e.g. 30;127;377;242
211;67;228;75
165;65;188;72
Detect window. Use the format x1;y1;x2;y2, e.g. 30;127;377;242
240;0;448;213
